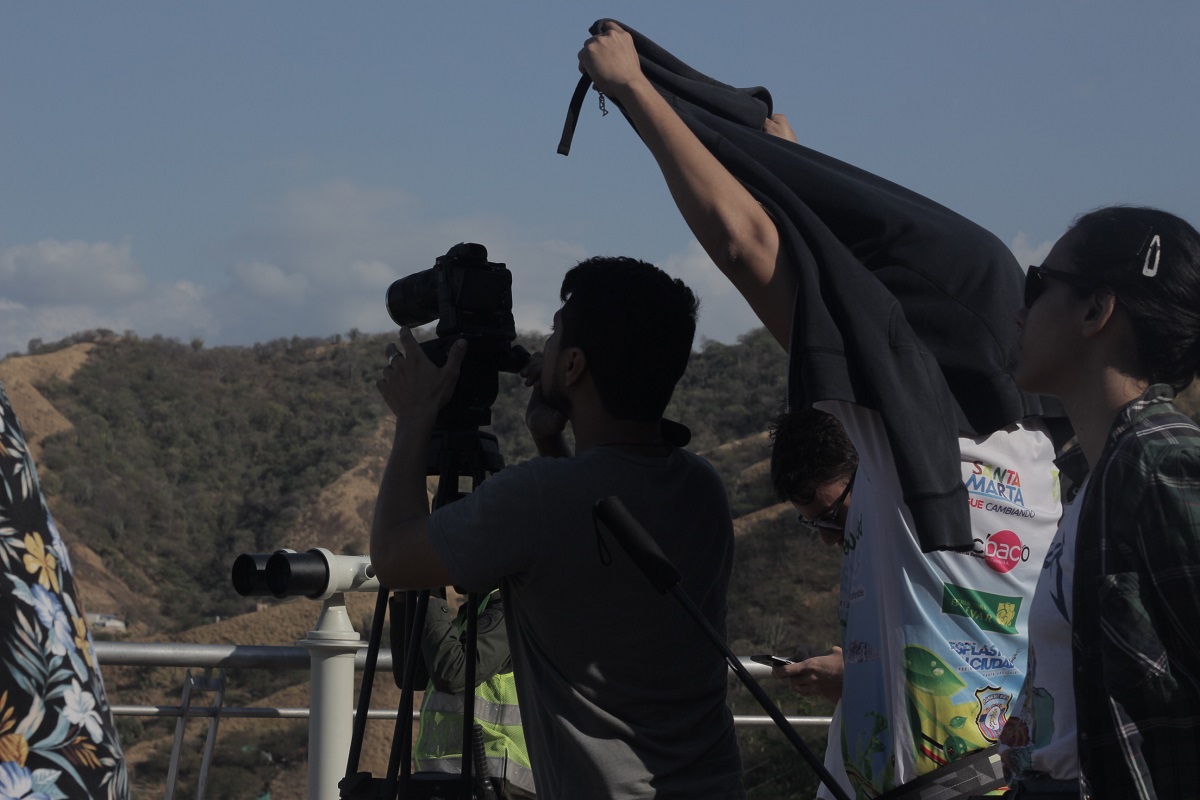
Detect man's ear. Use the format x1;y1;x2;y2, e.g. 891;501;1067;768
561;346;588;387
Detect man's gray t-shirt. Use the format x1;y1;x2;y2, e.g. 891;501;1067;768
429;445;745;799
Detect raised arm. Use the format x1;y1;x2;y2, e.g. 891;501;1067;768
579;21;796;348
370;329;465;589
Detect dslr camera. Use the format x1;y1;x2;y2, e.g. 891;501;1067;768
386;243;529;430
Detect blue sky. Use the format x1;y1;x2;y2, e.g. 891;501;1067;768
3;1;1198;357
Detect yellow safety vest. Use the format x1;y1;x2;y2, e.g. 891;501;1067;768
414;598;535;794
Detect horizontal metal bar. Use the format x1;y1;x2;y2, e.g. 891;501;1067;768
93;642;781;678
732;715;832;728
109;705;831;729
96;642;828;729
109;705;404;720
93;641;394;671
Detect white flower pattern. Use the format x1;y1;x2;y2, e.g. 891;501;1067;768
0;385;128;799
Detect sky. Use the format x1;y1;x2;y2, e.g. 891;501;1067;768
3;1;1199;358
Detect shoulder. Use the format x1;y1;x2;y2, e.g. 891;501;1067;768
1105;406;1200;483
1095;407;1200;551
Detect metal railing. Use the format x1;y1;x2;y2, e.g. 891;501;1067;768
95;595;831;800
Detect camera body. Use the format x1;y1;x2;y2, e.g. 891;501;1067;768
386;243;529;429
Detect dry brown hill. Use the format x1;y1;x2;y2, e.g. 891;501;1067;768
0;345;147;620
0;344;93;457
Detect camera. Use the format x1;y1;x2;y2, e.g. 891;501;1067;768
386;243;529;429
231;548;379;601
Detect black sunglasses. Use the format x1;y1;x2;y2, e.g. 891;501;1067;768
798;470;856;534
1023;265;1106;309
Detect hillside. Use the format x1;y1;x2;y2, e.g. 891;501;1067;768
18;327;1196;797
3;327;841;797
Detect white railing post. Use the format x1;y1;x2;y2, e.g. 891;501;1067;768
299;592;363;800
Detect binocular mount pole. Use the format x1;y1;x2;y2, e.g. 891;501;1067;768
301;593;363;800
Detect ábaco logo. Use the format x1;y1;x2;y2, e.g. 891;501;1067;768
972;529;1031;574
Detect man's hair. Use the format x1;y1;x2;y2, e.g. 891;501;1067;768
558;256;699;421
769;408;858;504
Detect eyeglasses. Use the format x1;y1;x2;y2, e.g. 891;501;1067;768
797;471;856;535
1023;265;1107;309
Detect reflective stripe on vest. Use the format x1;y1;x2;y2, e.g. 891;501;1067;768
414;593;533;793
414;673;535;794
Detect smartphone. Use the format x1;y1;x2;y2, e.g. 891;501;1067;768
750;654;795;668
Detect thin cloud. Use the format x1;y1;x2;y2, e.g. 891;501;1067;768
0;239;217;355
1009;233;1055;270
229;261;310;306
0;239;147;304
0;182;760;358
662;239;761;344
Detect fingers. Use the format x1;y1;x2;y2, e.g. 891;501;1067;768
444;337;468;373
581;19;625;48
578;20;641;96
762;114;798;144
520;351;545;386
396;325;420;355
384;329;469;369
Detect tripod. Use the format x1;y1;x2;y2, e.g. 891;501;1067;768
341;428;506;800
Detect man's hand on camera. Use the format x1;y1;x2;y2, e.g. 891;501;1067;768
520;353;571;457
376;328;468;424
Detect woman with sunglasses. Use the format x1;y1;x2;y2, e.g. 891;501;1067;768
1000;206;1200;798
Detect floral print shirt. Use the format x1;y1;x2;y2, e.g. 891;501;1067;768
0;383;128;800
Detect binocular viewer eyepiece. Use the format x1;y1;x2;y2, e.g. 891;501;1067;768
231;548;379;601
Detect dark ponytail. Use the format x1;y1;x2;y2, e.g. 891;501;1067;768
1067;206;1200;391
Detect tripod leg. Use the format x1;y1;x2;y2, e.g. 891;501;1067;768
384;588;430;797
345;586;390;780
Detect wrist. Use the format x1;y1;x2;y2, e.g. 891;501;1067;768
605;74;654;105
395;407;439;435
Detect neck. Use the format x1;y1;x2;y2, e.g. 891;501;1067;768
572;415;667;455
1059;367;1149;469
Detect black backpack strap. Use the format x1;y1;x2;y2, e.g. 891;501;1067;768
556;73;593;156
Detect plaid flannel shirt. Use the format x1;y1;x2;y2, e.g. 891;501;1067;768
1057;384;1200;799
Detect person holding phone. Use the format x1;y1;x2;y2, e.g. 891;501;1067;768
577;21;1062;798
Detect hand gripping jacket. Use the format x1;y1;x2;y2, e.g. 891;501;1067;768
561;19;1061;552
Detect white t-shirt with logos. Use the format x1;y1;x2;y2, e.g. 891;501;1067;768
999;476;1086;780
815;401;1062;796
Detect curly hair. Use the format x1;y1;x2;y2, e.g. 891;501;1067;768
769;408;858;504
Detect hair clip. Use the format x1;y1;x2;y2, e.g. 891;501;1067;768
1142;233;1161;278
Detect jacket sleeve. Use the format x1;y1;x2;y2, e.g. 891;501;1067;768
421;592;513;695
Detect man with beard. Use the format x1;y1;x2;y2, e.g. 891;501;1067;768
371;255;746;800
